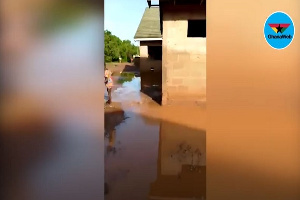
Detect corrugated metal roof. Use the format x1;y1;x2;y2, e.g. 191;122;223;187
134;7;162;39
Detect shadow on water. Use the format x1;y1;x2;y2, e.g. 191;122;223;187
104;107;206;200
122;65;140;75
109;65;140;77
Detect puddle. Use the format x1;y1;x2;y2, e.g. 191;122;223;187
104;77;207;200
107;76;141;103
105;71;163;105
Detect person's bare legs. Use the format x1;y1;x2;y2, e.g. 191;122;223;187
106;88;112;104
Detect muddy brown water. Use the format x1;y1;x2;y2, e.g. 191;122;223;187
104;76;206;200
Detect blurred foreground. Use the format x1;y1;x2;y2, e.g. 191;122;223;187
1;1;104;200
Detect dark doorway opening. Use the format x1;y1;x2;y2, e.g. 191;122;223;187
140;45;163;105
187;20;206;37
148;46;162;60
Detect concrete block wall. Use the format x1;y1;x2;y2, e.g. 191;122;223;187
162;5;206;105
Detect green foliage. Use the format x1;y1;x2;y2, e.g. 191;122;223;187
105;30;139;63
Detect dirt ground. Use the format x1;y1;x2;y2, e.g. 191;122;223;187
105;63;139;75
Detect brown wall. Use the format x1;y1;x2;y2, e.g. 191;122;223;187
207;1;300;200
140;40;162;47
162;5;206;105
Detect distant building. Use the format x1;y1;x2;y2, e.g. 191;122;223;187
134;0;206;105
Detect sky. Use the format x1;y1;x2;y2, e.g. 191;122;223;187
104;0;159;46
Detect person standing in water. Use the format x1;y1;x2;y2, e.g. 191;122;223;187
104;65;110;85
104;65;113;105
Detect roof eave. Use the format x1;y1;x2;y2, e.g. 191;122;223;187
134;38;162;41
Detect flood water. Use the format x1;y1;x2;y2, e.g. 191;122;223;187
105;76;207;200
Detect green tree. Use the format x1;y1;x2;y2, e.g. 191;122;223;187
104;30;138;63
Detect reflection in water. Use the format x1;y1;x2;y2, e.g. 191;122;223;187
117;72;135;84
140;71;162;105
105;129;116;154
150;122;206;200
104;105;126;155
104;77;206;200
112;77;141;103
171;142;203;169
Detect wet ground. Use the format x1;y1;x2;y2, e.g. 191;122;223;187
106;63;139;76
104;75;206;200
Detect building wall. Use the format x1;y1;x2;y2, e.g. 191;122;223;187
139;40;162;72
138;40;162;93
207;1;300;200
162;5;206;105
